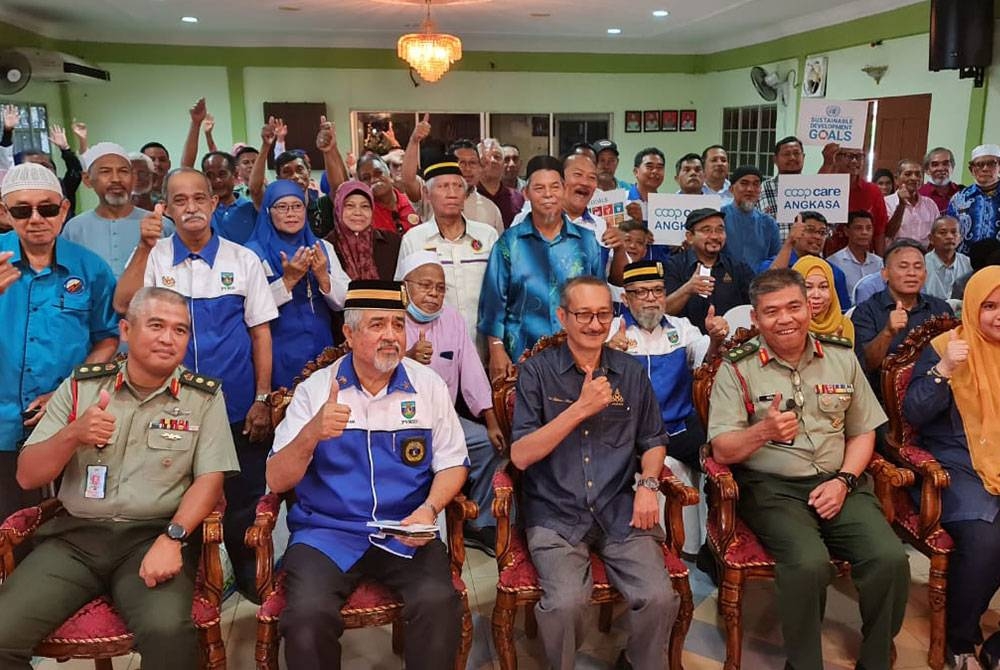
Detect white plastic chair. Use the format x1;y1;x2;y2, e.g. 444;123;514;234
722;304;753;331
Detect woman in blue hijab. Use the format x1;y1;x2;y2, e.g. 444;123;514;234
246;180;350;389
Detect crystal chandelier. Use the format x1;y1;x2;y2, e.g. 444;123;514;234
396;0;462;83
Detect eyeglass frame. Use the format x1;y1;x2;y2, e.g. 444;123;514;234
564;309;615;325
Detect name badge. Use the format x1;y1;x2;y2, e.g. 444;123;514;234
85;465;108;500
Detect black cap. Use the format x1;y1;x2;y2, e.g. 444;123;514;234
622;261;665;285
684;207;724;230
344;280;408;310
731;165;763;183
592;139;618;156
422;153;464;181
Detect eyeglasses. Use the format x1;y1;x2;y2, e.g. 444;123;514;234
5;202;63;220
970;159;999;171
566;309;615;325
789;370;805;411
624;286;666;299
405;279;446;294
837;152;865;162
271;202;305;214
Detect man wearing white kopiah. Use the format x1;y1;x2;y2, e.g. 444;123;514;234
266;280;469;670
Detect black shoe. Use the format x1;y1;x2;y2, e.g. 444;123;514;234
980;646;1000;670
946;646;985;670
463;524;496;557
614;649;633;670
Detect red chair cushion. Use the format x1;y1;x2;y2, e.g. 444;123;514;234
42;593;219;645
0;506;43;537
496;528;687;593
707;516;776;568
258;569;467;623
892;492;955;554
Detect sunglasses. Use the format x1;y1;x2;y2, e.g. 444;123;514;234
6;203;63;220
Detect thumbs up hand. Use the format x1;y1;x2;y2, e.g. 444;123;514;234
705;304;730;343
316;114;338;153
311;376;352;441
408;329;434;364
575;366;612;419
886;300;908;335
72;389;116;446
140;204;165;249
607;317;632;352
762;392;799;444
409;113;431;146
938;328;969;377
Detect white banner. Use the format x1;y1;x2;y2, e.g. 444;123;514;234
797;98;868;150
647;193;722;246
775;174;850;223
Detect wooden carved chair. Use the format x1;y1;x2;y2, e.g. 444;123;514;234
0;498;227;669
490;332;699;670
247;343;478;670
879;314;960;670
691;327;913;670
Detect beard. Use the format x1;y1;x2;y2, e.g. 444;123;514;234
633;308;664;331
736;199;756;213
105;192;130;207
929;175;951;187
373;344;402;373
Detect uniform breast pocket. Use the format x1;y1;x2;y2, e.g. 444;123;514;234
817;393;851;429
60;293;92;312
145;431;195;482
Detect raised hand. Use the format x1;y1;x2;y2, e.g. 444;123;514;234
0;251;21;296
2;105;19;131
201;113;215;135
575;366;612;419
762;393;798;444
274;118;288;141
886;300;908;336
408;330;433;365
261;116;277;145
409;113;431;146
71;119;88;141
938;328;969;376
786;215;805;246
607;317;632;352
72;390;116;446
48;124;69;150
705;304;730;342
140;204;165;249
316;115;337;153
686;263;715;297
312;376;351;440
189;97;207;125
601;227;625;249
280;247;311;289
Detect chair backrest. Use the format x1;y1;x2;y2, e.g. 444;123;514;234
880;314;959;449
269;342;352;426
492;331;569;443
691;326;759;429
722;304;753;331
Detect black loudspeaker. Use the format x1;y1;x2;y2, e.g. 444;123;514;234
929;0;994;71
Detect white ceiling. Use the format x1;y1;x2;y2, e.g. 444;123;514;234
0;0;925;54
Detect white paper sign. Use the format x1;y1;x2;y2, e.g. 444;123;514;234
647;193;722;246
775;174;850;223
797;98;868;150
587;188;628;247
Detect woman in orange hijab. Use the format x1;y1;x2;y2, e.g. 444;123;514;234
792;256;855;343
903;265;1000;668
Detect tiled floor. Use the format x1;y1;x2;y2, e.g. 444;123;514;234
34;541;996;669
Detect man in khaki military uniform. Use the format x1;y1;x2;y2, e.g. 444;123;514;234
707;268;909;670
0;287;239;670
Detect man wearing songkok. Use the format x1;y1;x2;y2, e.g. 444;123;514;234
266;280;468;670
708;268;909;670
0;163;119;521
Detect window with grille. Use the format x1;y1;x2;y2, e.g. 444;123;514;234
721;105;777;175
8;102;49;155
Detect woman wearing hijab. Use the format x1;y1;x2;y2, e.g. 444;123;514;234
246;179;350;389
325;179;402;281
793;255;855;343
904;266;1000;670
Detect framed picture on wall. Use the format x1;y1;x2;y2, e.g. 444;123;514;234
660;110;678;132
679;109;697;132
531;115;550;137
803;56;828;98
643;110;660;132
625;110;642;133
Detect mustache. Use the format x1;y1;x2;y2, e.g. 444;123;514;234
182;213;207;223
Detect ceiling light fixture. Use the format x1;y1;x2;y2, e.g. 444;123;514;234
607;28;622;35
652;10;670;17
397;0;462;83
181;16;198;23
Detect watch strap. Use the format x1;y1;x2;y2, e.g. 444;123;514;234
638;476;659;491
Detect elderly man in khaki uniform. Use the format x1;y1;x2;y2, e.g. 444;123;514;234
0;287;239;670
707;268;909;670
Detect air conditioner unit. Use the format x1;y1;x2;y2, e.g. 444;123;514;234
0;48;110;94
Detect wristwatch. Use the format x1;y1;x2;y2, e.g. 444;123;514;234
833;471;858;493
254;393;269;404
638;477;659;492
165;521;188;542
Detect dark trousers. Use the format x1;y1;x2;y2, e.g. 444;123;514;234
279;542;462;670
0;517;200;670
734;469;910;670
666;413;707;469
942;514;1000;654
0;452;43;563
222;422;269;597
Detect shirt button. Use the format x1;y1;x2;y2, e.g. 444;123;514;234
162;457;173;467
587;481;593;488
583;430;589;436
584;456;590;464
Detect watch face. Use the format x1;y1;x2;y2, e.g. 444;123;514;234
167;523;186;540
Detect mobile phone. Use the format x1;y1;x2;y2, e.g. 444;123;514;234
21;407;41;420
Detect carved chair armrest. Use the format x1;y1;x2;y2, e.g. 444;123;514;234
887;438;951;538
492;466;516;570
866;452;915;525
198;498;225;607
659;465;699;556
0;499;63;579
445;494;478;578
700;449;740;553
246;492;282;604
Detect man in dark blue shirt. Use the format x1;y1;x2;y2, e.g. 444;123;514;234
511;276;677;670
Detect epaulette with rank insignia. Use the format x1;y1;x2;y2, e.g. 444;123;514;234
72;363;119;380
179;370;222;395
813;333;853;348
723;339;759;363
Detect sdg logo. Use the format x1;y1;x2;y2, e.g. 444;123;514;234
825;105;841;117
